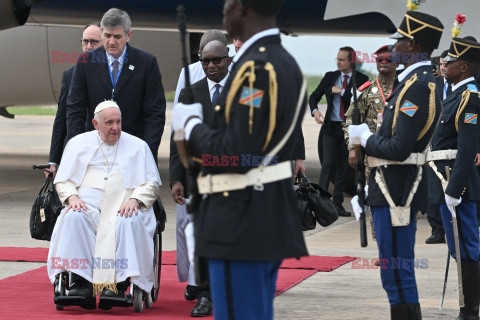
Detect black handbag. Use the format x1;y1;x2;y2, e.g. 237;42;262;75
294;173;317;231
297;172;339;227
30;176;64;241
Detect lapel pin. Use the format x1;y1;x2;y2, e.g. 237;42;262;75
129;65;135;70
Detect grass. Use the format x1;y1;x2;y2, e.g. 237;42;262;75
6;107;57;116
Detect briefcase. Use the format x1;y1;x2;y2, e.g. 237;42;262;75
30;176;64;241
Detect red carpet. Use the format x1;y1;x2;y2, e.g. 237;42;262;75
0;247;355;272
0;265;316;319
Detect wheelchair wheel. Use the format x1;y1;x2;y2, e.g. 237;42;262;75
145;292;153;309
151;228;162;302
54;273;65;311
133;286;143;313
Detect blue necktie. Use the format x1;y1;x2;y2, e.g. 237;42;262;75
111;60;120;87
212;84;221;105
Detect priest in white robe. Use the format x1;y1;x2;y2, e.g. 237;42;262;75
47;100;161;310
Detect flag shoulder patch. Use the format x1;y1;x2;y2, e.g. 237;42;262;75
239;86;264;108
400;100;419;117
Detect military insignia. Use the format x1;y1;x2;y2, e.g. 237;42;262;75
375;99;380;104
239;86;264;108
464;113;478;124
358;81;371;92
467;84;478;92
371;87;379;94
400;100;419;117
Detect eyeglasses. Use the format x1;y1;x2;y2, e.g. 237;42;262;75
200;56;227;66
81;39;100;46
376;57;393;63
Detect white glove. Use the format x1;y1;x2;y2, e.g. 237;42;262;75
348;123;373;147
171;103;203;131
445;194;461;218
351;195;368;221
364;184;369;199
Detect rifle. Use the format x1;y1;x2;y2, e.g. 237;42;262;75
174;5;201;213
351;59;368;248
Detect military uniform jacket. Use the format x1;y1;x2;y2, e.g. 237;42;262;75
365;65;441;211
344;75;395;148
189;33;309;261
429;80;480;204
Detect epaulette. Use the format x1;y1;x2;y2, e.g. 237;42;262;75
358;81;372;92
467;83;478;93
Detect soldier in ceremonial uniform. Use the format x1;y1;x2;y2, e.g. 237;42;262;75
349;10;444;319
428;36;480;320
171;0;308;319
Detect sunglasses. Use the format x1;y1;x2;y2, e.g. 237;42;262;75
376;56;393;63
200;56;227;66
81;39;100;46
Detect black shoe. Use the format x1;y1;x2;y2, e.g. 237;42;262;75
185;285;199;301
390;303;421;320
425;233;446;244
456;262;480;320
68;278;93;298
98;282;127;310
67;277;96;310
191;296;212;317
335;204;352;217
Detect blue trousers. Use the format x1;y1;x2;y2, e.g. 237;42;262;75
208;259;281;320
440;201;480;262
371;206;419;305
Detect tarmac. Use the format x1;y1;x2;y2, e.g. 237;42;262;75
0;103;462;319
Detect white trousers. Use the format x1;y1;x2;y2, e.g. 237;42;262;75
176;203;196;285
47;188;157;292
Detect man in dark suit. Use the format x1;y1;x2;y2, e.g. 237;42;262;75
171;0;308;318
169;40;232;317
66;8;166;162
45;23;102;177
309;47;368;216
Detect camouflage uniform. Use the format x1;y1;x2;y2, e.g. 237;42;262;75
343;74;395;239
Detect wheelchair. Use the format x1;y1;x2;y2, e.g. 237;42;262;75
53;198;167;313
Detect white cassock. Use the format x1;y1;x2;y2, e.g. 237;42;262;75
47;130;161;293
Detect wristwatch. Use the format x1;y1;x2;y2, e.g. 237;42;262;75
135;198;143;206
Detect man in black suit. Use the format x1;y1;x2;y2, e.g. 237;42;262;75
45;23;102;177
169;40;232;317
66;8;166;162
309;47;368;216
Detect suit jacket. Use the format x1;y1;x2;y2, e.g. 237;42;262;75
309;70;369;133
49;66;74;164
189;34;308;262
429;80;480;204
66;44;166;161
169;77;215;187
365;65;442;210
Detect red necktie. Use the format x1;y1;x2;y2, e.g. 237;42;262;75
339;74;349;121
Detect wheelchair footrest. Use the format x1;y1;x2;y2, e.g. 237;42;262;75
54;295;96;309
98;294;133;308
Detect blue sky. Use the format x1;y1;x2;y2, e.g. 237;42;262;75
280;34;397;75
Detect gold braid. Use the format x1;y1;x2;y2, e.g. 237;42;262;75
417;82;436;141
263;62;278;151
392;73;417;135
225;61;256;125
455;90;471;132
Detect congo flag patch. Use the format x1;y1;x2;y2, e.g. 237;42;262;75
239;86;264;108
464;113;478;124
400;100;419;117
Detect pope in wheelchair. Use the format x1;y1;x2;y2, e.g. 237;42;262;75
47;100;161;310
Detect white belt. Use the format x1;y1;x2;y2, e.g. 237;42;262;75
368;153;426;168
426;149;457;161
197;161;292;194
